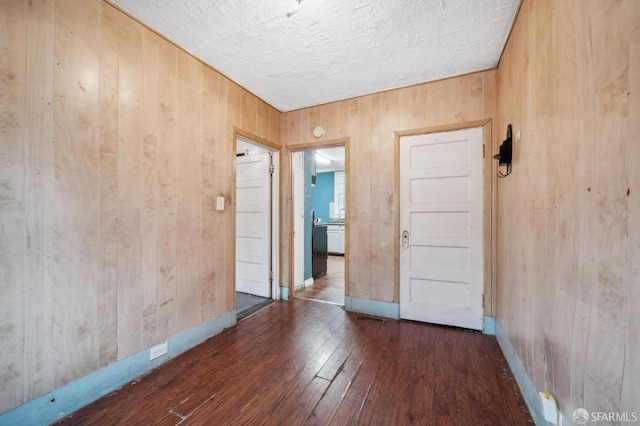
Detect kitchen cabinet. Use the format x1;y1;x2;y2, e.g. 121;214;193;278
327;223;345;254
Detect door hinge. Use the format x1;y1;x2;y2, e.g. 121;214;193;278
269;271;274;283
482;144;486;158
269;153;275;175
482;294;485;308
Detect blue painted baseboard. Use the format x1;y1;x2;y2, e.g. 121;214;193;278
344;296;399;319
483;315;496;335
494;319;545;425
280;286;289;300
0;310;236;426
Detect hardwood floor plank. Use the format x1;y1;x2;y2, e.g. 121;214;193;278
55;300;533;425
306;350;363;425
266;376;331;424
328;386;368;426
357;386;414;425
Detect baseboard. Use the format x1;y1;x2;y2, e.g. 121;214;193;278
483;316;496;335
304;277;314;287
344;296;399;319
280;286;290;300
0;310;236;426
494;319;546;425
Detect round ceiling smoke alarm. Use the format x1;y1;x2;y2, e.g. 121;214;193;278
313;126;325;138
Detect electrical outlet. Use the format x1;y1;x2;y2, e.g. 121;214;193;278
150;342;168;360
539;392;563;425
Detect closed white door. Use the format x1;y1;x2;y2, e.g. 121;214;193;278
399;127;484;330
236;151;271;298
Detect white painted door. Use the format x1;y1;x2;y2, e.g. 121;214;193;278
399;127;484;330
236;152;271;298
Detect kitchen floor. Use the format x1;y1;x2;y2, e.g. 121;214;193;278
294;255;344;305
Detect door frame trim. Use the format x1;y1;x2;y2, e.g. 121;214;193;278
287;138;350;300
394;119;495;316
233;128;281;301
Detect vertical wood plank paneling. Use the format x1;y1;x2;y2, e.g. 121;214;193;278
283;73;493;305
256;101;266;139
376;90;399;302
528;0;550;388
350;96;372;299
175;54;202;330
0;0;26;413
52;0;101;384
2;0;282;413
567;0;596;409
24;0;55;399
225;81;242;311
308;106;321;138
425;79;456;125
622;0;640;413
200;66;220;320
284;109;298;144
155;37;178;341
369;92;393;302
581;1;629;414
242;90;257;135
319;102;338;141
269;106;281;144
98;1;119;367
116;11;144;359
542;0;574;402
495;0;637;418
215;76;231;315
141;28;160;347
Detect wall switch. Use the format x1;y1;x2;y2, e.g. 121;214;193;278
216;196;225;211
150;342;168;360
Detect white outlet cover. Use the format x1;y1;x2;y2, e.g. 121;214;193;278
539;392;558;423
150;342;168;360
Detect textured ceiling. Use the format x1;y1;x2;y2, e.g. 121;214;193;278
110;0;520;112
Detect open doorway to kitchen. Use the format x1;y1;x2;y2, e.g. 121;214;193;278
292;146;346;305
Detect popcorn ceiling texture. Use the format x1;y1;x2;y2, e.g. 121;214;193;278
111;0;520;111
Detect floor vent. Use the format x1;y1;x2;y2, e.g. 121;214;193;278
357;314;385;324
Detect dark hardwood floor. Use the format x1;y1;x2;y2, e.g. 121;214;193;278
56;300;533;425
295;255;345;305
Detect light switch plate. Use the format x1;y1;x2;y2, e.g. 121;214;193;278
216;196;225;211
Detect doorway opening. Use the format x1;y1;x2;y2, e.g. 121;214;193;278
291;146;346;306
235;134;280;320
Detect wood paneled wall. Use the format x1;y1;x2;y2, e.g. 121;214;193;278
495;0;639;417
0;0;280;413
281;72;495;305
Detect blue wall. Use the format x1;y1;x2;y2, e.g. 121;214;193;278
304;151;313;280
311;172;334;223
